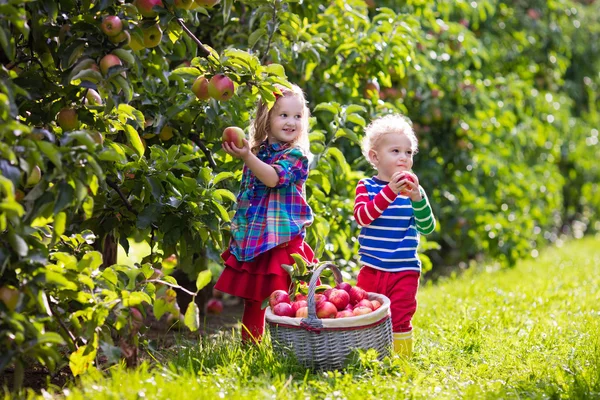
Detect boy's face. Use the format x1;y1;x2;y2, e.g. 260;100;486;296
368;132;414;181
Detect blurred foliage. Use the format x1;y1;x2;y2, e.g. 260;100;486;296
0;0;599;384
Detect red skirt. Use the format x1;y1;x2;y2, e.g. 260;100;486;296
215;235;317;303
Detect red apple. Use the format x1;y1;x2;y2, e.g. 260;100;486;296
352;306;373;316
85;89;103;106
222;126;245;148
322;288;334;300
371;300;382;310
192;76;210;100
328;289;350;310
355;299;374;310
109;30;130;45
208;73;235;101
195;0;221;7
344;304;353;311
294;293;307;302
314;293;326;306
336;310;354;318
99;54;122;75
268;289;289;309
316;301;337;319
135;0;164;17
336;282;352;294
57;107;79;131
130;307;144;332
206;298;223;314
273;302;294;317
349;286;368;305
290;300;307;315
101;16;123;37
295;306;308;318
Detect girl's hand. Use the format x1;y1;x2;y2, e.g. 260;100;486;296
223;138;251;160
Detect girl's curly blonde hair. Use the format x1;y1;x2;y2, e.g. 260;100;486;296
361;114;418;163
249;83;311;155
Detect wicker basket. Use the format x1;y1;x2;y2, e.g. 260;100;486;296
265;262;393;370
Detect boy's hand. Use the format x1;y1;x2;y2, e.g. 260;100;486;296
388;171;406;194
391;172;422;201
222;138;251;160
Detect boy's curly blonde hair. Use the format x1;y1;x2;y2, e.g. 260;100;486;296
361;114;418;163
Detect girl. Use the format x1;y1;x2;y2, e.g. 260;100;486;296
215;83;316;343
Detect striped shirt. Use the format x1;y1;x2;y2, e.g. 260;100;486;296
229;141;313;261
353;177;435;272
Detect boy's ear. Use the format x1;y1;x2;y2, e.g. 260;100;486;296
368;149;379;165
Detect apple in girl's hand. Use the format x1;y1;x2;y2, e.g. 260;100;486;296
295;306;308;318
316;301;337;319
273;302;294;317
328;289;350;310
336;310;354;318
222;126;245;148
336;282;353;294
355;299;374;310
353;306;373;316
349;286;368;305
269;289;290;308
371;300;382;310
291;300;307;315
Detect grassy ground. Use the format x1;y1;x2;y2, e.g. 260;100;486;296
12;237;600;399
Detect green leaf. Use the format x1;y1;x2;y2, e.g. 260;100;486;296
195;270;212;292
7;230;28;257
69;344;97;377
213;188;236;202
266;63;286;77
153;298;170;320
111;48;135;65
290;253;308;276
77;251;103;272
346;113;366;127
37;141;62;170
184;302;200;332
212;171;235;185
52;212;67;245
123;124;144;157
122;291;152;307
314;102;340;115
248;28;267;48
53;181;75;214
211;201;230;222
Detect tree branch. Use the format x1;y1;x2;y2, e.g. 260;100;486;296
106;178;136;214
49;303;78;351
190;134;217;169
261;4;279;64
176;18;211;58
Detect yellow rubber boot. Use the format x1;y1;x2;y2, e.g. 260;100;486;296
393;331;413;357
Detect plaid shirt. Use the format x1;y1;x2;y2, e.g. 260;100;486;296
229;141;313;261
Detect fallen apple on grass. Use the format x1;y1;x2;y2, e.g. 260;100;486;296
206;298;223;314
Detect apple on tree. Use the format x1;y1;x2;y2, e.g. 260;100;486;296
99;54;122;76
174;0;195;9
57;107;79;131
134;0;164;18
222;126;245;148
143;24;162;48
195;0;221;8
192;76;210;100
25;165;42;187
208;73;235;101
101;16;123;37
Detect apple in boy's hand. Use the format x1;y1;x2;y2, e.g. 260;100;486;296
222;126;245;148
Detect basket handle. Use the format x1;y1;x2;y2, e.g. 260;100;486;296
301;262;344;329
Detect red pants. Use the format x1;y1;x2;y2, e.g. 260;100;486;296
357;267;419;333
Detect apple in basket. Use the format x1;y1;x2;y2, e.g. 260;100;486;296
355;299;375;310
349;286;368;305
316;301;337;319
371;300;382;310
291;300;307;315
269;289;290;308
327;288;350;310
336;310;354;318
314;293;327;305
295;306;308;318
336;282;353;294
353;306;373;316
295;293;307;302
272;302;295;317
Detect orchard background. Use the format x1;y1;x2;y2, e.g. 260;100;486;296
1;0;599;391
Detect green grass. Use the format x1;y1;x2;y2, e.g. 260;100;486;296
22;237;600;399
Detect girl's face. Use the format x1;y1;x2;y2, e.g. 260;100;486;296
369;132;414;181
268;95;305;145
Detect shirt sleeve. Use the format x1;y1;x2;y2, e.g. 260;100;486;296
353;180;398;227
412;186;436;235
272;148;309;188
